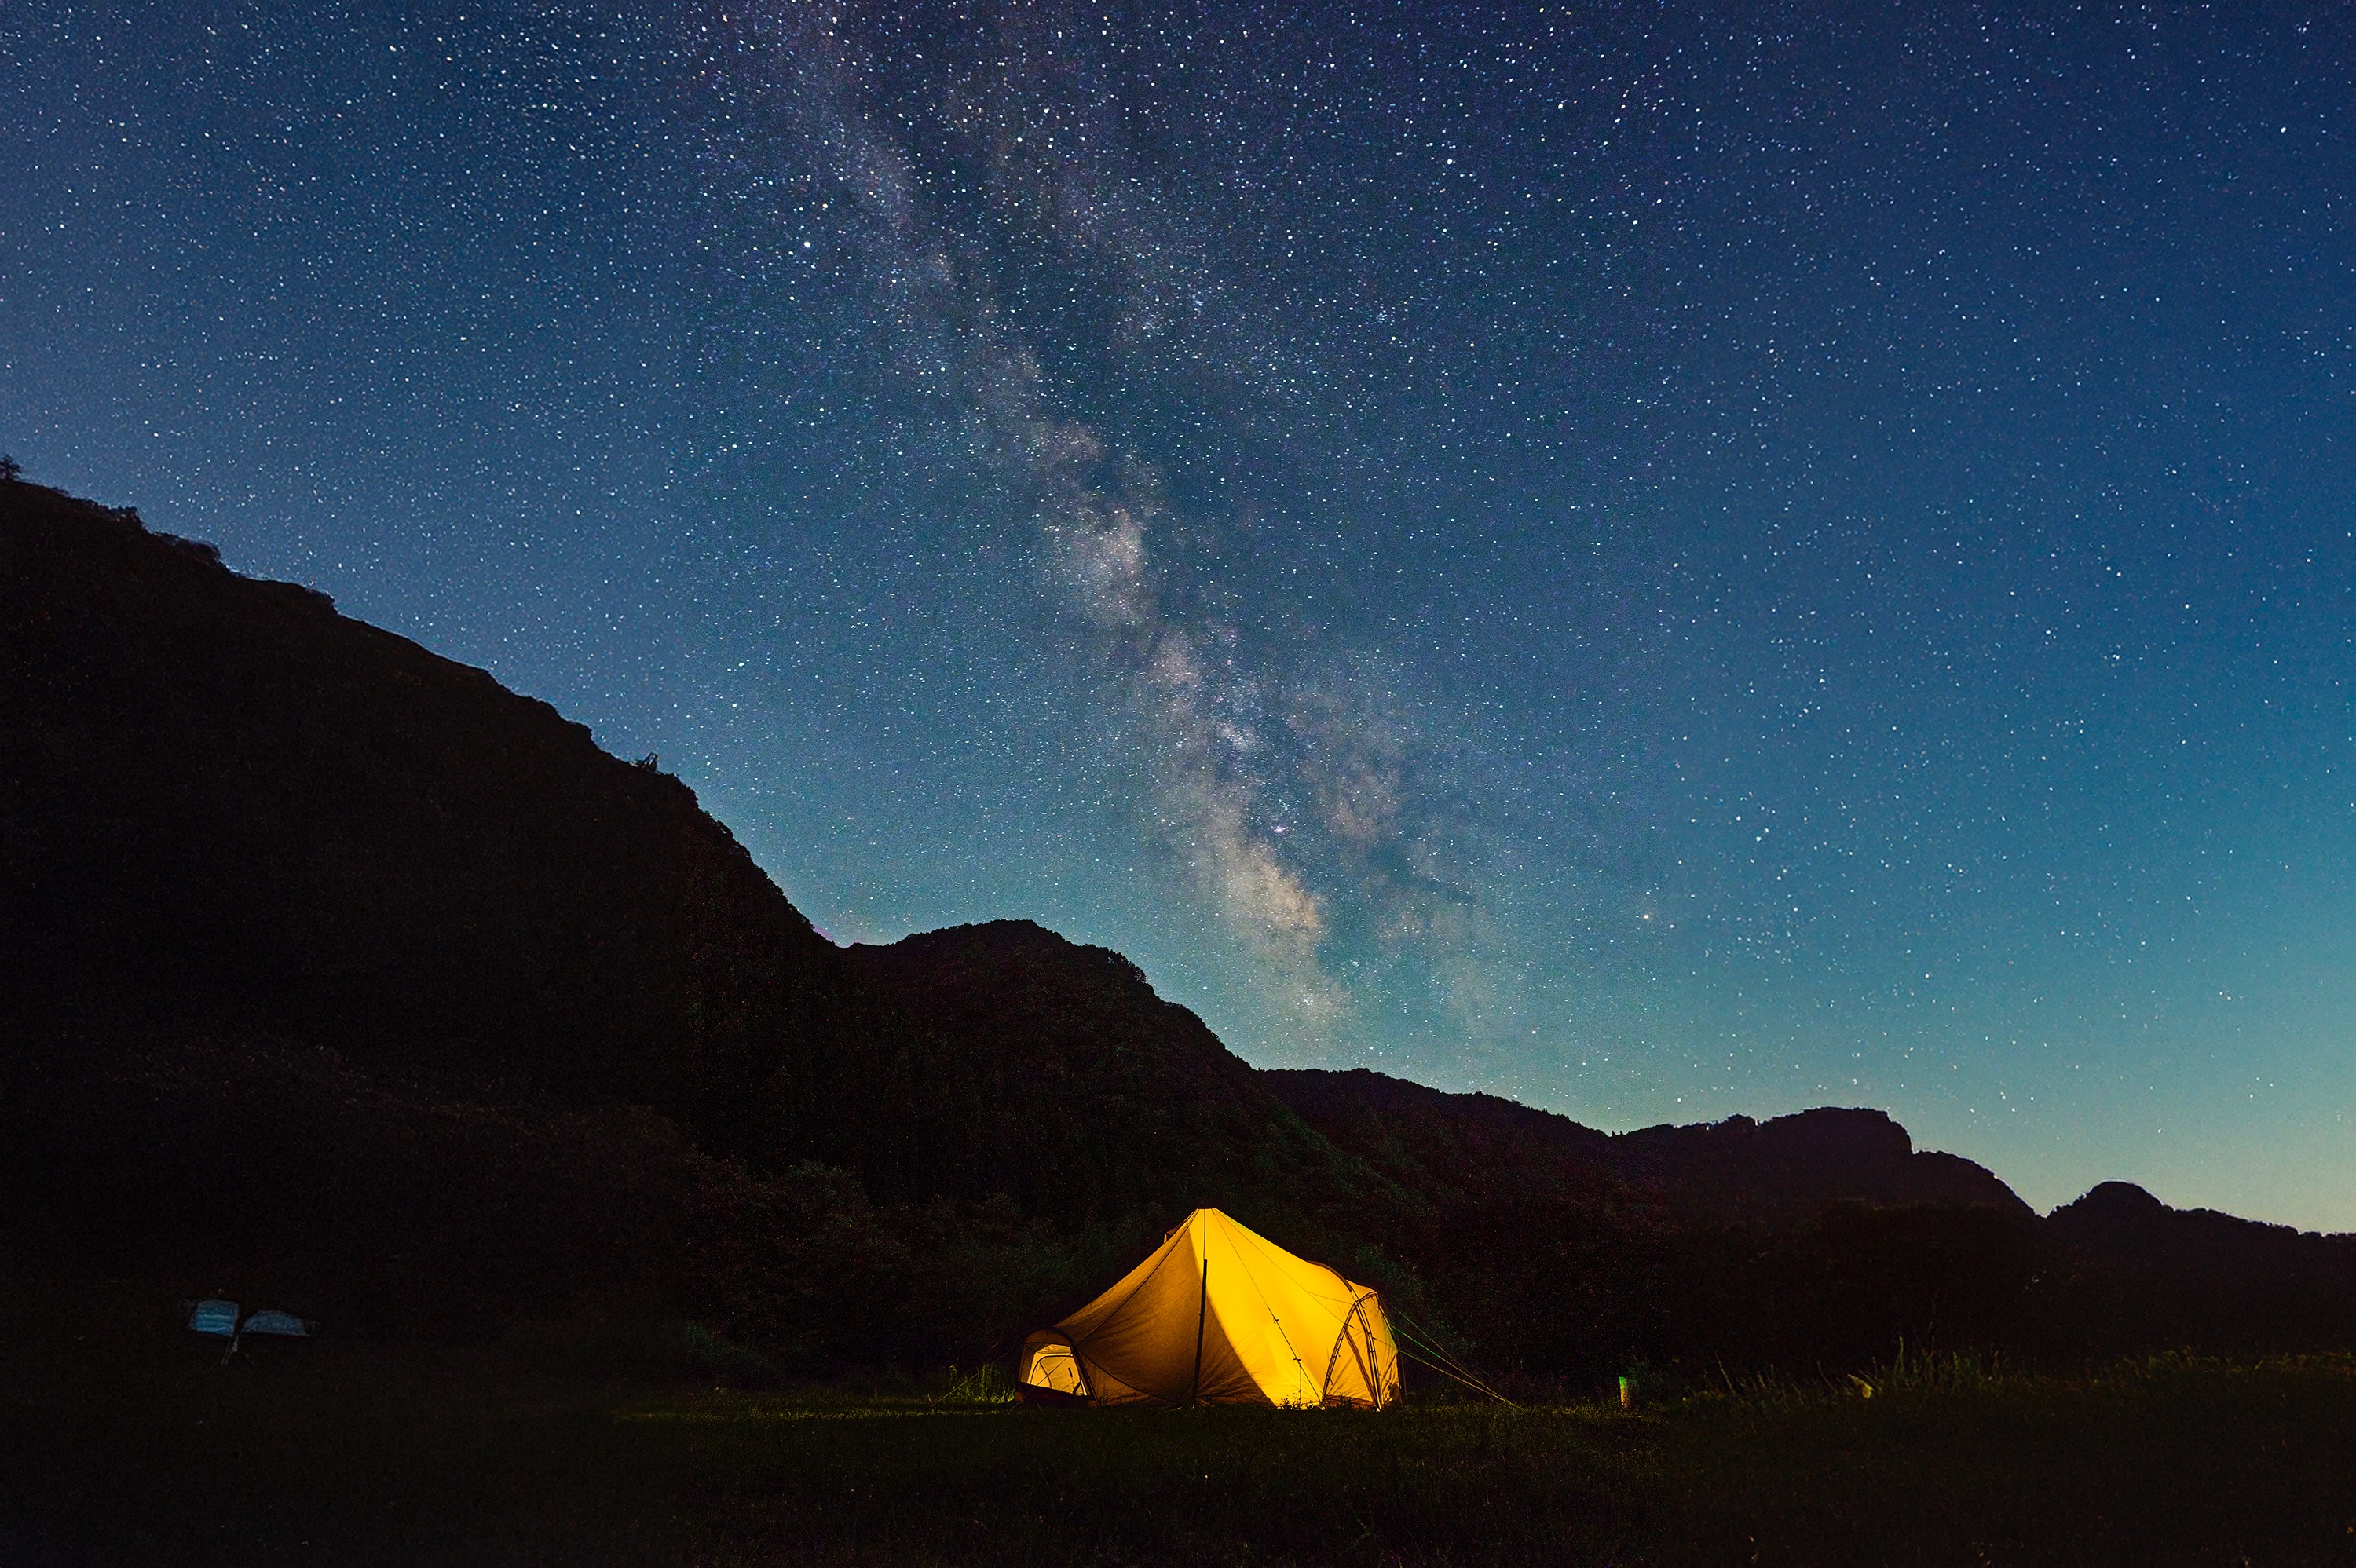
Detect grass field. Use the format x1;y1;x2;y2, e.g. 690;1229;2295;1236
5;1276;2356;1565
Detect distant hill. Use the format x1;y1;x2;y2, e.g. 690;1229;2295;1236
817;923;1390;1234
1265;1069;2028;1226
2040;1182;2356;1354
5;475;2351;1378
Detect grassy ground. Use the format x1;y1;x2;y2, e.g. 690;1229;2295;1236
5;1276;2356;1565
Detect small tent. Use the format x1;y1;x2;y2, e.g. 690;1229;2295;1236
1017;1208;1401;1409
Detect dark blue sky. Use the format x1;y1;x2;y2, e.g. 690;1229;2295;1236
7;2;2352;1224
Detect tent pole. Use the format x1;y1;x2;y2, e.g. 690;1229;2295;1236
1190;1260;1209;1405
1190;1237;1209;1405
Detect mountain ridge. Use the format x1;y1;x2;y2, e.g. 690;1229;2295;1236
8;474;2351;1377
1264;1067;2032;1228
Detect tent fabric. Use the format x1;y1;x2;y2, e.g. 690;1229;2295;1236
1015;1208;1402;1409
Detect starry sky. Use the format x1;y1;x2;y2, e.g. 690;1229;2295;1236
6;2;2354;1226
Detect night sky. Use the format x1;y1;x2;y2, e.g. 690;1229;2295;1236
7;2;2353;1225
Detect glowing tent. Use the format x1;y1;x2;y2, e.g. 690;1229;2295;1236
1017;1208;1401;1409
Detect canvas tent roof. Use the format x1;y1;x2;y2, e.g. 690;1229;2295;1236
1018;1208;1401;1409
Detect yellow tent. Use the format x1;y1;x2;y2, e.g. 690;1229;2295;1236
1017;1208;1402;1409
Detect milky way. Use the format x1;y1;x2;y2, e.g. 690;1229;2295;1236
693;0;1514;1053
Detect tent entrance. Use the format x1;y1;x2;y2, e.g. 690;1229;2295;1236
1018;1330;1091;1404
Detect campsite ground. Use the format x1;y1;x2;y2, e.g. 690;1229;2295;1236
6;1274;2356;1566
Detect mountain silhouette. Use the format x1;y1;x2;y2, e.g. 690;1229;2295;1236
0;478;1385;1343
6;474;2351;1376
2;478;832;1138
1267;1069;2026;1226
